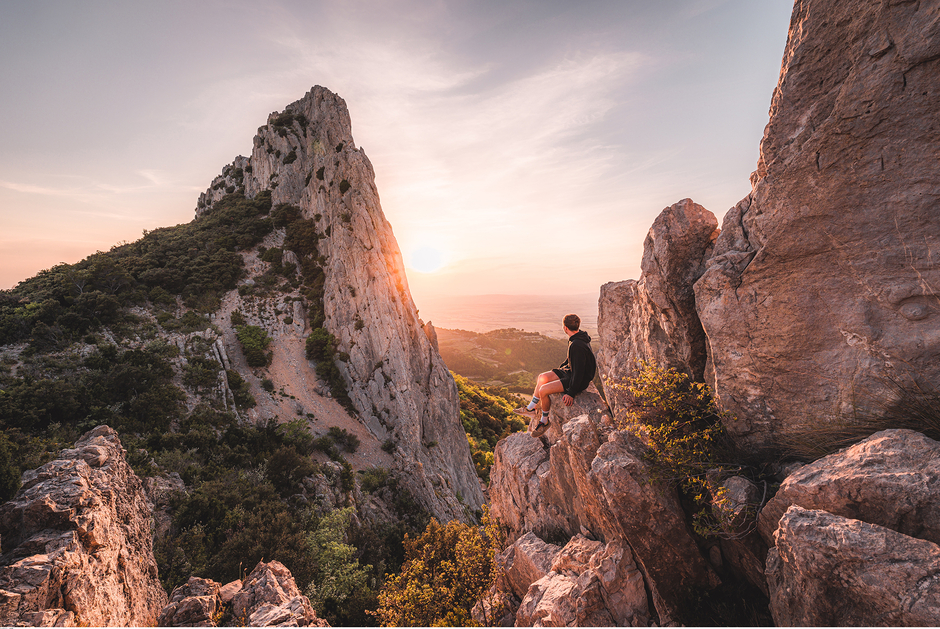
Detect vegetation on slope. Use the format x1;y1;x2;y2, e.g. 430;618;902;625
453;373;525;483
436;327;567;393
0;189;424;626
374;506;503;626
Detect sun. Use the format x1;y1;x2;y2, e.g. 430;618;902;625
408;245;446;274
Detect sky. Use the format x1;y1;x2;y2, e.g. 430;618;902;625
0;0;794;303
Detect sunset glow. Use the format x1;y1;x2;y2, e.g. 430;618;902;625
0;1;793;302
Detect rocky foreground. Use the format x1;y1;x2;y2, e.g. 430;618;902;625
0;426;168;626
0;426;330;627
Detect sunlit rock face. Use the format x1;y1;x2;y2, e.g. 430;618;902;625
694;0;940;451
0;426;168;627
198;86;484;521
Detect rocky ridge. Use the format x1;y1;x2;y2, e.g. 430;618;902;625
197;86;484;521
159;560;329;627
489;388;720;625
0;426;168;627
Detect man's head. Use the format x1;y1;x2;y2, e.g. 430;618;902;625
563;314;581;332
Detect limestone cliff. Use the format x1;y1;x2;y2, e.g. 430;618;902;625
694;0;940;450
0;426;168;627
197;87;484;520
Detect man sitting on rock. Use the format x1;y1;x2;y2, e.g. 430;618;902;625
515;314;597;438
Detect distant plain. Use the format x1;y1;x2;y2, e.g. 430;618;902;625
412;293;599;339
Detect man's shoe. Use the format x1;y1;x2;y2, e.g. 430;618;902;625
514;406;538;419
531;418;550;438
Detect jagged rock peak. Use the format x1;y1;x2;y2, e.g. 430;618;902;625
196;86;485;521
596;198;718;425
0;426;168;627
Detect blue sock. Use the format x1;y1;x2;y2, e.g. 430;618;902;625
526;396;539;411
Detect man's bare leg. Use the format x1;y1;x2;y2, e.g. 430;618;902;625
536;378;565;414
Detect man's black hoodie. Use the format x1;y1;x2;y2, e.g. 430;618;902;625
557;330;597;397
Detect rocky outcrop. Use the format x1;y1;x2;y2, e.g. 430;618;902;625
232;561;326;627
496;532;561;600
159;561;328;627
0;426;168;627
489;389;717;624
159;577;224;627
597;199;718;421
198;86;484;521
494;532;649;628
766;506;940;626
758;429;940;546
693;0;940;450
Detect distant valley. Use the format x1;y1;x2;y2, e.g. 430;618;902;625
413;292;599;339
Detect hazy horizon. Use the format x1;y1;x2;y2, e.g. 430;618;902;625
1;1;793;293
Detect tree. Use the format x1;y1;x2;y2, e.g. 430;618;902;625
374;506;503;626
305;507;373;625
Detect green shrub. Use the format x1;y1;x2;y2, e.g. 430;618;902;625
0;431;21;502
226;369;256;408
360;467;391;493
305;327;334;362
236;325;271;367
327;426;360;453
305;507;373;626
183;356;221;391
608;361;738;533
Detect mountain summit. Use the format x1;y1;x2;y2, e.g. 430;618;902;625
199;86;484;520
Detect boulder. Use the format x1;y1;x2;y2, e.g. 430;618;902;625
158;561;328;627
158;577;221;627
495;532;562;600
766;506;940;626
232;560;327;627
514;535;649;627
694;0;940;451
0;426;168;627
758;429;940;546
589;431;719;621
597;199;718;422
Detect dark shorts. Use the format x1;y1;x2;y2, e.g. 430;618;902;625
552;368;571;391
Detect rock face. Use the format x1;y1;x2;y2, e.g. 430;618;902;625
159;561;328;627
693;0;940;450
199;86;484;521
489;389;717;624
495;532;649;628
758;429;940;546
766;506;940;626
597;199;718;421
0;426;168;627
